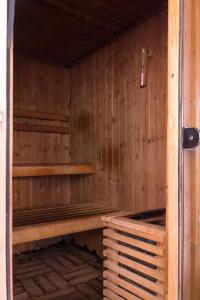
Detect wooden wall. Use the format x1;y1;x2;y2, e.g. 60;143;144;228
70;9;167;212
13;56;71;210
13;9;167;254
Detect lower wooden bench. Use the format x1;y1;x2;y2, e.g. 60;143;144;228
13;203;128;245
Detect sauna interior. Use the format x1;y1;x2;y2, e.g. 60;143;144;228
13;0;168;299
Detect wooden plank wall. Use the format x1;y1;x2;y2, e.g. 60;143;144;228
70;9;167;213
13;56;71;210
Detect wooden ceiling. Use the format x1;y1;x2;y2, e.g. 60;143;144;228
14;0;166;67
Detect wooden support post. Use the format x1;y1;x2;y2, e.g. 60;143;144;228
167;0;181;299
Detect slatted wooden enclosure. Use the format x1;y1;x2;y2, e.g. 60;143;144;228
102;210;167;299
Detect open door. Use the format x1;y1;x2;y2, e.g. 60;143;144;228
168;1;200;299
0;1;14;299
182;1;200;299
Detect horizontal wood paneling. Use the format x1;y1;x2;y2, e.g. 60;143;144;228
70;10;167;213
13;56;71;210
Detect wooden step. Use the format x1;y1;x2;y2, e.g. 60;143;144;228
13;163;96;177
13;203;128;245
14;123;70;134
14;109;69;122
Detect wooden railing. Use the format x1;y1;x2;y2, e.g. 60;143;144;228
102;213;167;300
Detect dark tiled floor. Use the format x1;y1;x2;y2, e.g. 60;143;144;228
13;244;103;300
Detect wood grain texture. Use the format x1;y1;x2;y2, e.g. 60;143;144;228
14;0;166;66
1;1;13;299
13;9;168;258
14;109;69;122
183;1;200;299
14;123;70;134
13;56;71;210
70;10;167;212
13;204;119;245
103;213;167;299
167;0;180;299
13;244;103;300
13;163;96;177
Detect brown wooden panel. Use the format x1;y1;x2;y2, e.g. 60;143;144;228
14;123;70;134
14;0;167;66
71;9;167;254
14;109;69;122
103;213;167;299
183;1;200;299
13;204;120;245
13;244;103;300
13;56;71;211
13;163;96;177
70;9;167;212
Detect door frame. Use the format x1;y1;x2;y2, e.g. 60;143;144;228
0;1;10;299
167;0;183;299
182;1;200;299
0;1;14;299
1;0;184;299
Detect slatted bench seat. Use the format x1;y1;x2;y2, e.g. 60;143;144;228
13;203;128;245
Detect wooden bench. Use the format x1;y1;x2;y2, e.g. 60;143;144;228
13;163;96;177
13;203;128;245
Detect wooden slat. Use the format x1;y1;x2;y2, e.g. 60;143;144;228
104;217;165;243
14;202;99;215
14;109;69;122
14;207;117;227
14;204;128;216
103;249;165;282
108;217;165;240
104;271;163;300
104;280;141;300
13;210;121;245
13;163;96;177
104;260;165;296
167;0;180;299
103;238;165;268
14;123;70;134
104;228;165;256
14;206;114;219
104;222;164;245
103;288;124;300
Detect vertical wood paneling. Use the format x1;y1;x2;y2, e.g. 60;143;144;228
13;56;71;210
70;10;167;213
183;1;200;299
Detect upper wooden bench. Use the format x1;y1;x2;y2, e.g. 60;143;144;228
13;163;96;177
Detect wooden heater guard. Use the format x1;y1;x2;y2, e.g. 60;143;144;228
102;211;167;300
